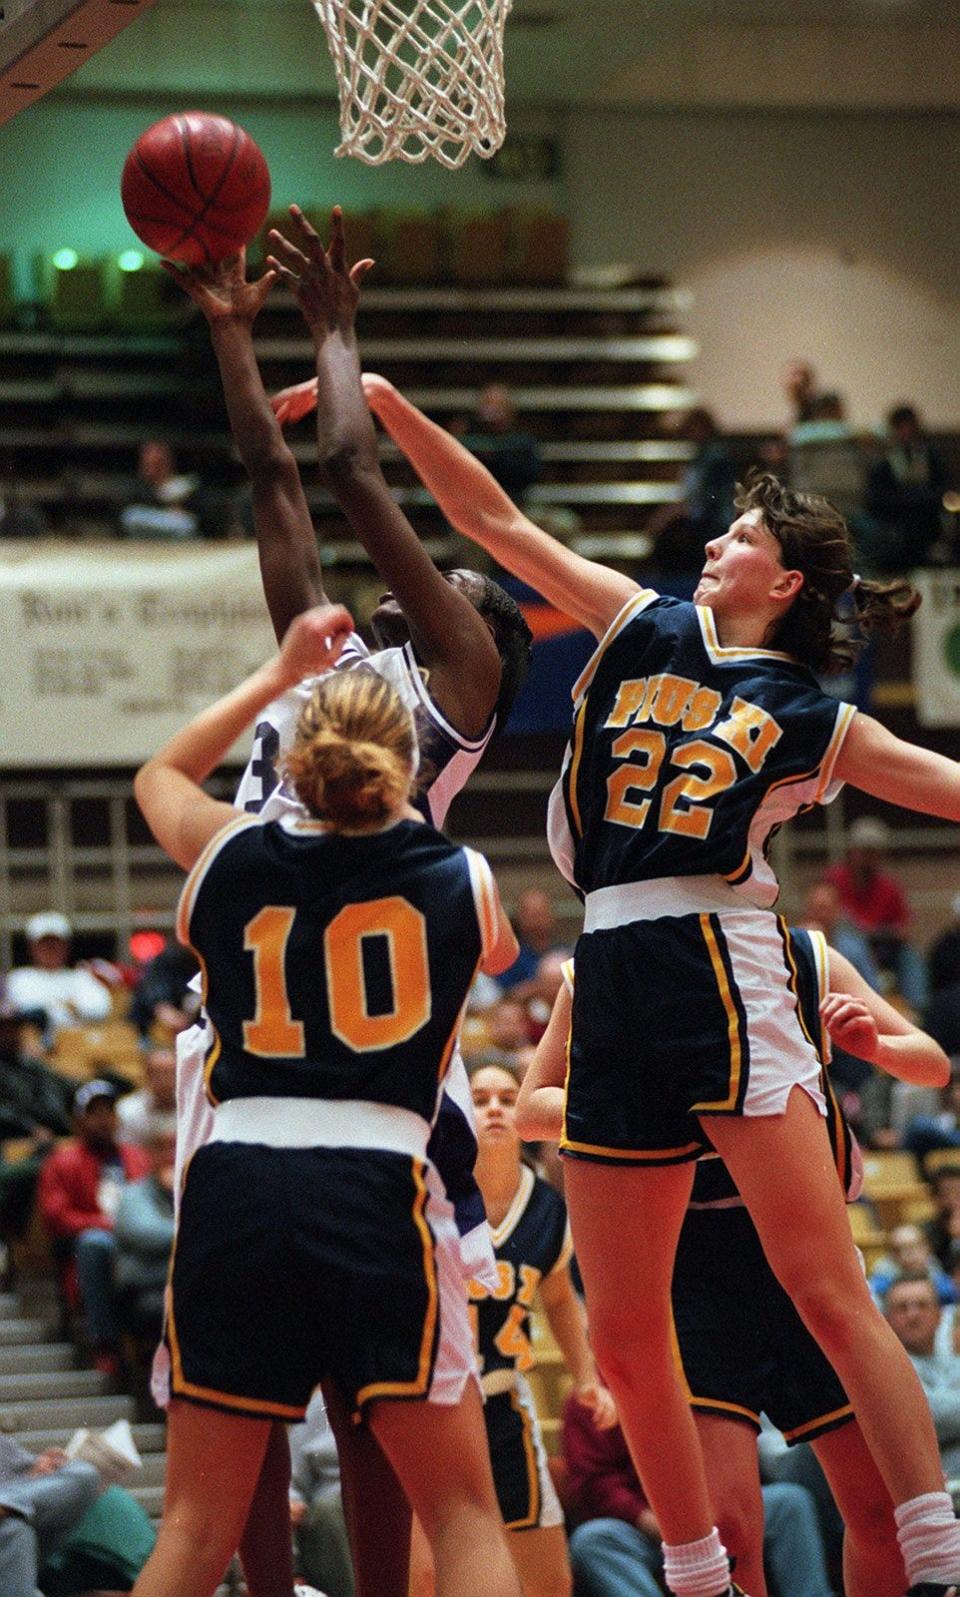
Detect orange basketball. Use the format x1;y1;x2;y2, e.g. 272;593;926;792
121;111;271;266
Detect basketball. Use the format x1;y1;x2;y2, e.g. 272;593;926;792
120;111;271;266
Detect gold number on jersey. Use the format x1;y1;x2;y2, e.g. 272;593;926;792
243;906;306;1057
494;1303;535;1373
326;897;431;1053
659;740;738;839
604;728;666;828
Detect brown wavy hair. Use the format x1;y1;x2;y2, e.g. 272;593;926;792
283;667;415;831
738;473;920;673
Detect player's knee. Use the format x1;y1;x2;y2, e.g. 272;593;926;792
589;1313;671;1388
774;1268;863;1354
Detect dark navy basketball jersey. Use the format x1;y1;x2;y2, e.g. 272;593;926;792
548;592;855;907
468;1167;571;1378
177;815;498;1117
691;926;857;1207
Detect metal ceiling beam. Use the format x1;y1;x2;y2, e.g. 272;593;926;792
0;0;156;127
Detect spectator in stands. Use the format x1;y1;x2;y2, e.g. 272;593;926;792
562;1390;833;1597
128;937;198;1038
647;407;737;575
118;439;202;539
871;1223;956;1307
929;895;960;995
525;951;570;1045
0;991;73;1139
904;1068;960;1168
788;392;866;521
925;982;960;1058
37;1079;150;1375
496;888;566;993
0;1428;100;1597
477;997;536;1075
289;1390;354;1597
460;383;541;501
6;912;111;1047
924;1164;960;1272
798;878;880;988
113;1125;176;1344
824;817;925;1006
884;1272;960;1478
781;360;822;427
116;1043;177;1147
0;480;48;539
864;404;949;572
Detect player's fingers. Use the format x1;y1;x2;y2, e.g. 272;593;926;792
288;203;322;250
328;206;347;271
268;230;311;272
350;258;376;286
266;256;303;290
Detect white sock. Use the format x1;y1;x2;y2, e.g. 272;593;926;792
895;1490;960;1587
662;1528;730;1597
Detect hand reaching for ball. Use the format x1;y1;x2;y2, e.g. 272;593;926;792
267;205;374;343
820;992;880;1062
161;249;277;327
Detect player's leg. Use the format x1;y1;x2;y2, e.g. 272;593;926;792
705;1088;944;1501
811;1421;903;1597
323;1377;412;1597
706;1088;960;1589
237;1419;297;1597
694;1413;768;1597
131;1400;272;1597
368;1383;522;1597
562;1159;717;1546
507;1525;573;1597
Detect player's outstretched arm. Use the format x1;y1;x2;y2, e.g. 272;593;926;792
835;712;960;822
515;983;570;1143
162;250;325;641
268;207;501;740
135;605;353;870
362;374;642;640
823;947;949;1087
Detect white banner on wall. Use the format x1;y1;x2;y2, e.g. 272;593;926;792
0;542;278;766
911;569;960;729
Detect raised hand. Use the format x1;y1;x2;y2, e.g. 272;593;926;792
277;603;354;686
267;205;374;342
160;248;276;325
820;991;880;1061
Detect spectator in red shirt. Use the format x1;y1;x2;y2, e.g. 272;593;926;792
38;1080;150;1373
562;1392;832;1597
825;817;925;1007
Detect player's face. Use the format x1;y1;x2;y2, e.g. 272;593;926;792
471;1066;520;1150
694;509;796;619
370;570;488;651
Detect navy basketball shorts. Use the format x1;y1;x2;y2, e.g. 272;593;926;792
561;910;827;1165
484;1380;564;1531
672;1202;852;1443
166;1141;475;1421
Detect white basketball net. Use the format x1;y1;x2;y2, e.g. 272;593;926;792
312;0;512;169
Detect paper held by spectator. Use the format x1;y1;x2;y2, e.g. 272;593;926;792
64;1417;142;1483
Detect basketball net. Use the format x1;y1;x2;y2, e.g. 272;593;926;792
312;0;512;169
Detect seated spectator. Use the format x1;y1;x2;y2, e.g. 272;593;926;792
562;1390;832;1597
930;895;960;995
0;1429;100;1597
925;981;960;1059
6;912;110;1046
496;889;567;995
289;1389;354;1597
884;1272;960;1478
478;997;536;1075
128;937;199;1038
37;1080;150;1375
825;817;925;1007
459;383;541;501
870;1223;956;1307
788;392;866;520
798;879;880;989
118;439;201;540
0;481;48;539
904;1067;960;1169
0;991;73;1139
924;1164;960;1272
864;404;949;571
525;951;569;1045
646;407;736;574
113;1126;176;1344
782;359;823;428
116;1043;177;1146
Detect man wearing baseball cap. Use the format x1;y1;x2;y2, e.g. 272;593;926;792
38;1081;149;1375
6;914;110;1045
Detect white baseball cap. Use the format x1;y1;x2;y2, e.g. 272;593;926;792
26;911;72;942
